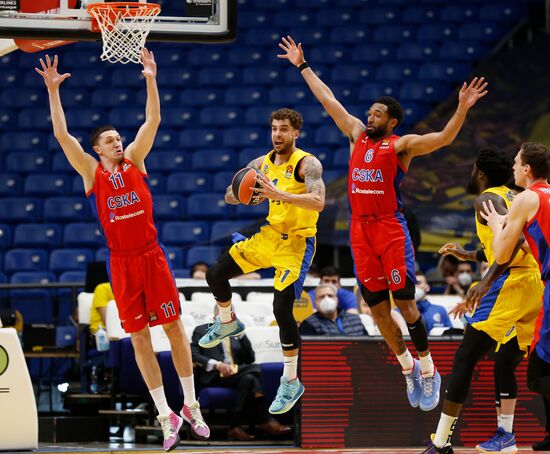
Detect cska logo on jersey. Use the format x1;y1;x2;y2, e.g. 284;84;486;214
107;191;140;209
364;149;374;163
285;165;293;178
380;139;390;149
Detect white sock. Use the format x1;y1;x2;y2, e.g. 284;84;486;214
499;414;514;433
397;349;414;373
150;386;171;417
179;375;197;407
219;304;233;323
419;353;435;376
497;413;502;428
433;413;458;448
283;354;298;380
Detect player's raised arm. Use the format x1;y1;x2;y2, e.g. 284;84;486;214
35;54;96;182
225;155;266;205
125;48;161;166
395;77;488;167
278;36;365;145
254;156;325;212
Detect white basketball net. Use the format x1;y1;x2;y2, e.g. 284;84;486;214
88;3;161;65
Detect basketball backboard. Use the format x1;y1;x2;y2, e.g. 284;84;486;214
0;0;236;43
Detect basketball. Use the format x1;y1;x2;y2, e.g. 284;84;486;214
231;167;265;206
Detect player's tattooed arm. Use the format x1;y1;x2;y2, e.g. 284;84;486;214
303;156;326;208
225;155;266;205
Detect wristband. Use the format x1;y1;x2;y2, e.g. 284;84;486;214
298;61;309;72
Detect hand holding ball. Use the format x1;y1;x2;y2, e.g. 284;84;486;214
231;167;266;206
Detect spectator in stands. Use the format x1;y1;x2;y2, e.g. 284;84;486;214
89;282;113;336
191;262;209;280
444;262;475;298
414;273;452;334
300;284;367;336
191;319;291;441
308;266;358;314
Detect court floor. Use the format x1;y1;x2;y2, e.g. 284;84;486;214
21;444;549;453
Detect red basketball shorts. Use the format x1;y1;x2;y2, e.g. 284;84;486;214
350;213;416;292
108;242;180;333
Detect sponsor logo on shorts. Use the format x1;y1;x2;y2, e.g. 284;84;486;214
148;311;158;322
135;314;143;320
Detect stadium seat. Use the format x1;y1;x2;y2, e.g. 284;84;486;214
323;170;346;185
242;67;284;86
439;41;488;61
197;66;240;87
172;268;190;279
145;151;188;173
399;82;450;102
286;64;329;84
315;9;355;27
329;26;371;45
376;63;419;82
274;10;313;27
403;6;439;23
244;106;278;127
161;221;210;246
147;174;165;195
480;3;526;23
213;171;234;192
238;10;269;28
244;28;284;47
225;87;267;106
166;172;211;194
235;201;268;219
223;128;265;149
18;109;52;130
210;220;254;245
162;108;199;128
0;70;18;90
4;249;48;274
0;108;15;129
0;131;45;151
152;195;186;220
187;47;228;67
0;198;42;223
13;224;62;249
332;150;350;169
330;65;375;84
228;48;266;66
67;69;107;88
65;109;108;129
48;130;88;152
163;247;185;269
0;174;22;196
397;43;439;62
245;326;283;363
186;246;222;268
358;7;400;25
70;175;85;195
187;194;233;219
156;68;195;88
233;300;275;327
441;5;479;22
137;87;179;107
63;49;100;68
199;107;243;127
91;88;135;108
44;197;90;222
182;298;216;325
238;147;265;167
374;25;416;43
358;82;400;101
153;47;187;66
417;24;457;42
0;88;46;109
95;248;109;262
58;270;86;322
458;22;503;42
10;271;56;324
178;88;223;107
63;223;104;248
309;45;350;65
418;62;471;82
352;44;395;63
179;129;223;149
401;103;432;127
52;152;76;174
108;108;144;128
57;87;92;108
111;68;144;88
0;224;10;249
152;129;178;149
268;85;312;105
290;26;330;47
24;174;72;196
49;248;94;274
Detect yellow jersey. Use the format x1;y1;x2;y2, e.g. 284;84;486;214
476;186;538;269
260;148;318;237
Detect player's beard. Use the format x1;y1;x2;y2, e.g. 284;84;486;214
466;175;479;194
365;124;388;140
273;140;293;155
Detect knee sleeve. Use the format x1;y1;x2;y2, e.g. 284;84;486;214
273;285;299;351
446;325;496;404
494;338;524;400
361;284;389;307
392;277;416;301
407;316;429;353
205;251;243;302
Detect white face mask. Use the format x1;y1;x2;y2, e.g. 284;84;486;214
415;286;426;302
458;272;472;287
318;296;338;313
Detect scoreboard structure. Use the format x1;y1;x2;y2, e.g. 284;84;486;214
299;337;544;448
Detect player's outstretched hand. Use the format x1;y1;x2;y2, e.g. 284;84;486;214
448;301;469;320
480;199;507;232
277;35;306;67
253;172;283;201
438;242;469;261
35;55;71;90
140;47;157;79
458;77;488;110
466;280;490;311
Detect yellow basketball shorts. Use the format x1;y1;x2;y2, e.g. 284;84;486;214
469;267;543;351
229;225;316;298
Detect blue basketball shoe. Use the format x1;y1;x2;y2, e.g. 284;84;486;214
404;359;422;408
420;368;441;411
476;428;518;453
269;376;305;414
198;316;245;348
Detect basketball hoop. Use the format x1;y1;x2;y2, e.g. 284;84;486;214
87;2;161;65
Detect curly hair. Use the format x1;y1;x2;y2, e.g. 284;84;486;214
270;108;303;130
475;148;513;187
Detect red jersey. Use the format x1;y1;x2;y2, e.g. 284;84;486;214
348;133;406;217
87;158;158;251
524;182;550;281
